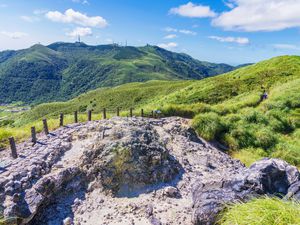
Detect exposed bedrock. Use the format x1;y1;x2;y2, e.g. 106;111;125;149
0;117;299;225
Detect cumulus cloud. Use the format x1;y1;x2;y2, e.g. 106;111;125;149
158;42;178;50
169;2;216;18
213;0;300;31
0;31;28;39
273;44;300;50
46;9;107;28
66;27;92;38
209;36;249;45
164;34;177;39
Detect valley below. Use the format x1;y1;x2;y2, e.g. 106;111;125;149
0;117;299;225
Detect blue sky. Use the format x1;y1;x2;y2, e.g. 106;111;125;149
0;0;300;65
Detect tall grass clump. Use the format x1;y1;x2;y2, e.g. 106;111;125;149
218;197;300;225
192;112;227;141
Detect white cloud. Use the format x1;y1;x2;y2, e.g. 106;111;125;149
46;9;107;28
209;36;249;45
164;34;177;39
223;0;235;9
72;0;89;5
66;27;92;38
179;29;197;35
169;2;216;18
164;27;177;32
273;44;300;50
0;31;28;39
21;16;39;22
164;27;197;36
213;0;300;31
158;42;178;50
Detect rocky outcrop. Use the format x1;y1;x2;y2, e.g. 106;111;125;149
80;123;182;193
0;117;299;225
192;158;300;225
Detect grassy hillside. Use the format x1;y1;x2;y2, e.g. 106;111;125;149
0;80;192;148
1;55;299;168
0;42;234;104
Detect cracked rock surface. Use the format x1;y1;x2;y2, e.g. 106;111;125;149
0;117;299;225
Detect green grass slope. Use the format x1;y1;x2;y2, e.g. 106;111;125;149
0;42;234;104
1;55;299;168
218;197;300;225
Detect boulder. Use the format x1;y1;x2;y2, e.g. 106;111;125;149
81;124;182;194
192;158;300;225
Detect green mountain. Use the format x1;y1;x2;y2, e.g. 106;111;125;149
3;55;299;168
0;42;235;104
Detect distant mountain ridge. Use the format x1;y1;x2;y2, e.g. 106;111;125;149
0;42;236;104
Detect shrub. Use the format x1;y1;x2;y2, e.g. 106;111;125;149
161;104;195;118
268;110;294;134
254;128;278;150
218;197;300;225
192;112;227;141
228;125;256;149
242;109;268;125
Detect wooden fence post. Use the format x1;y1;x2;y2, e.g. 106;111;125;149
31;127;37;144
151;110;154;118
9;137;17;159
43;119;49;135
130;108;133;117
103;108;107;119
117;107;120;117
74;111;78;123
88;110;92;121
59;113;64;126
141;109;144;117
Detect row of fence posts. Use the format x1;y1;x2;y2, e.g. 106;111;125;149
8;108;158;159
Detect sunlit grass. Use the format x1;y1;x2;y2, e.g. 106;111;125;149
218;197;300;225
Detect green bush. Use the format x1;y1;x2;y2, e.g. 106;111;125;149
161;104;195;118
228;125;256;149
218;197;300;225
268;110;295;134
192;112;227;141
243;109;268;125
254;128;278;150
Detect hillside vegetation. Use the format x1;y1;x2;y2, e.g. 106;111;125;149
0;42;234;104
218;197;300;225
1;55;300;169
